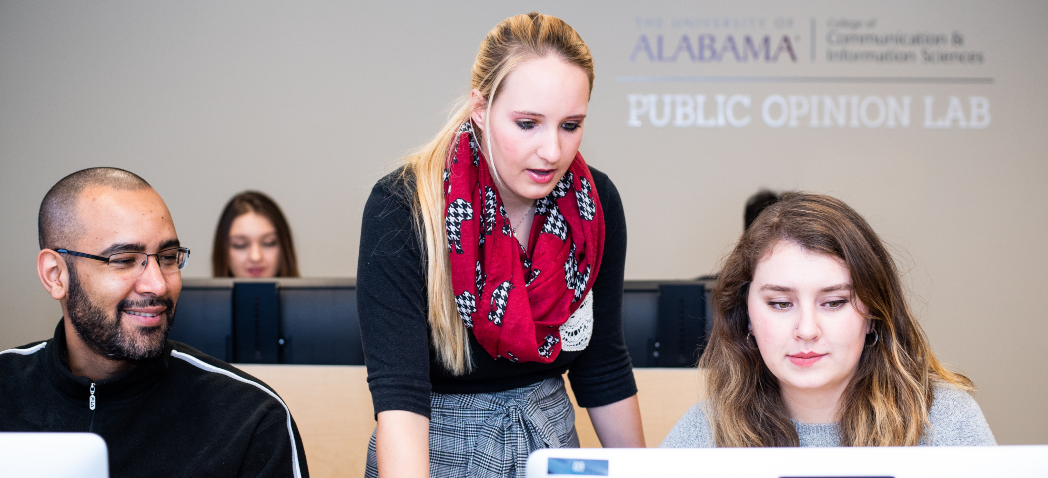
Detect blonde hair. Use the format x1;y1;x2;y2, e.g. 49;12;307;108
702;193;973;446
398;12;594;375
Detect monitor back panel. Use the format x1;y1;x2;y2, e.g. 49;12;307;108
0;433;108;478
281;286;363;365
171;278;362;365
526;446;1048;478
171;278;708;367
170;283;233;361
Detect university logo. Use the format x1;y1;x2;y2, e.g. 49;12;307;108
631;34;798;63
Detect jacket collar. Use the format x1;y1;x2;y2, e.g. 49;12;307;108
45;319;173;406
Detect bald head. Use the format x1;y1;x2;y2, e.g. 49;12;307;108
38;168;152;250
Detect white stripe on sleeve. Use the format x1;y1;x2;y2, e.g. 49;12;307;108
170;350;303;478
0;342;47;356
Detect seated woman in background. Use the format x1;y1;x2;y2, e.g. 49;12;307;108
663;192;994;447
212;191;300;278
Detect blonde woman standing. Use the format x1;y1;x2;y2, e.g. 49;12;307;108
357;12;644;478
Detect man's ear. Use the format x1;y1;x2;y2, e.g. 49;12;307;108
469;88;487;134
38;249;69;300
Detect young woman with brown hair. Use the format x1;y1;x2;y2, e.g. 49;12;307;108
357;12;644;478
662;193;994;448
212;191;299;278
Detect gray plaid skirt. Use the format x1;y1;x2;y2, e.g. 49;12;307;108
365;376;579;478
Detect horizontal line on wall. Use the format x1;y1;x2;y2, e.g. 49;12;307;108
615;76;995;85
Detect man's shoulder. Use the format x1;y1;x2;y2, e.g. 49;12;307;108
165;341;287;409
1;340;50;354
0;340;51;364
0;340;54;406
148;343;308;477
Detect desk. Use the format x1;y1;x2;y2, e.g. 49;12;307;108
238;365;704;478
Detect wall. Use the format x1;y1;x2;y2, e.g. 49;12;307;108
1;0;1045;444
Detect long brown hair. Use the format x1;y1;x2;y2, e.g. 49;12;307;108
402;12;594;375
211;191;300;278
701;192;972;446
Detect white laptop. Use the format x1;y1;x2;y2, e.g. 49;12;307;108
0;433;109;478
526;446;1048;478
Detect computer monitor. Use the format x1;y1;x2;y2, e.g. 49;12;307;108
526;446;1048;478
171;277;362;365
621;280;712;368
172;277;711;367
0;432;108;478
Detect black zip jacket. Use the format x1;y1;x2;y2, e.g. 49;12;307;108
0;321;309;478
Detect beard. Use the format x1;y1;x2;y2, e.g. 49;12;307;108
65;264;175;361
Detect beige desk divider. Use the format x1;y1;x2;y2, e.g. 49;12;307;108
237;365;374;478
238;365;704;478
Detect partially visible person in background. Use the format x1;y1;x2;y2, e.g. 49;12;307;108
212;191;300;278
698;190;782;281
744;189;779;231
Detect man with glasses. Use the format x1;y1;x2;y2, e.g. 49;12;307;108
0;168;308;477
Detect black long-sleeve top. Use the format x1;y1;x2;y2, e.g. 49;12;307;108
0;321;309;478
357;166;637;419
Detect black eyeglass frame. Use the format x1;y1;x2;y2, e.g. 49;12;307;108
56;247;191;273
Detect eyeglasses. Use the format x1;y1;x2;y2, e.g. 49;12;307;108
57;247;190;277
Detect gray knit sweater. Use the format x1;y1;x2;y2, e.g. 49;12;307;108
660;382;996;447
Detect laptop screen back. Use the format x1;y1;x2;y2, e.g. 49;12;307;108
526;446;1048;478
0;433;109;478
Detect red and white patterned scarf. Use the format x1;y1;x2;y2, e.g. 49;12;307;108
444;122;604;364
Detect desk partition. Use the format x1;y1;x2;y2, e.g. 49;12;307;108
171;278;710;367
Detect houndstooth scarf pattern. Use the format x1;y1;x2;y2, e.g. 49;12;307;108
443;122;604;364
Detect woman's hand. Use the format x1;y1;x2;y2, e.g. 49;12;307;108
587;394;646;447
376;410;430;477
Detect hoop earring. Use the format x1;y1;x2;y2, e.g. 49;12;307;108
866;328;879;347
745;330;757;348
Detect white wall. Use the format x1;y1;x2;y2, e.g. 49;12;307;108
1;0;1045;444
